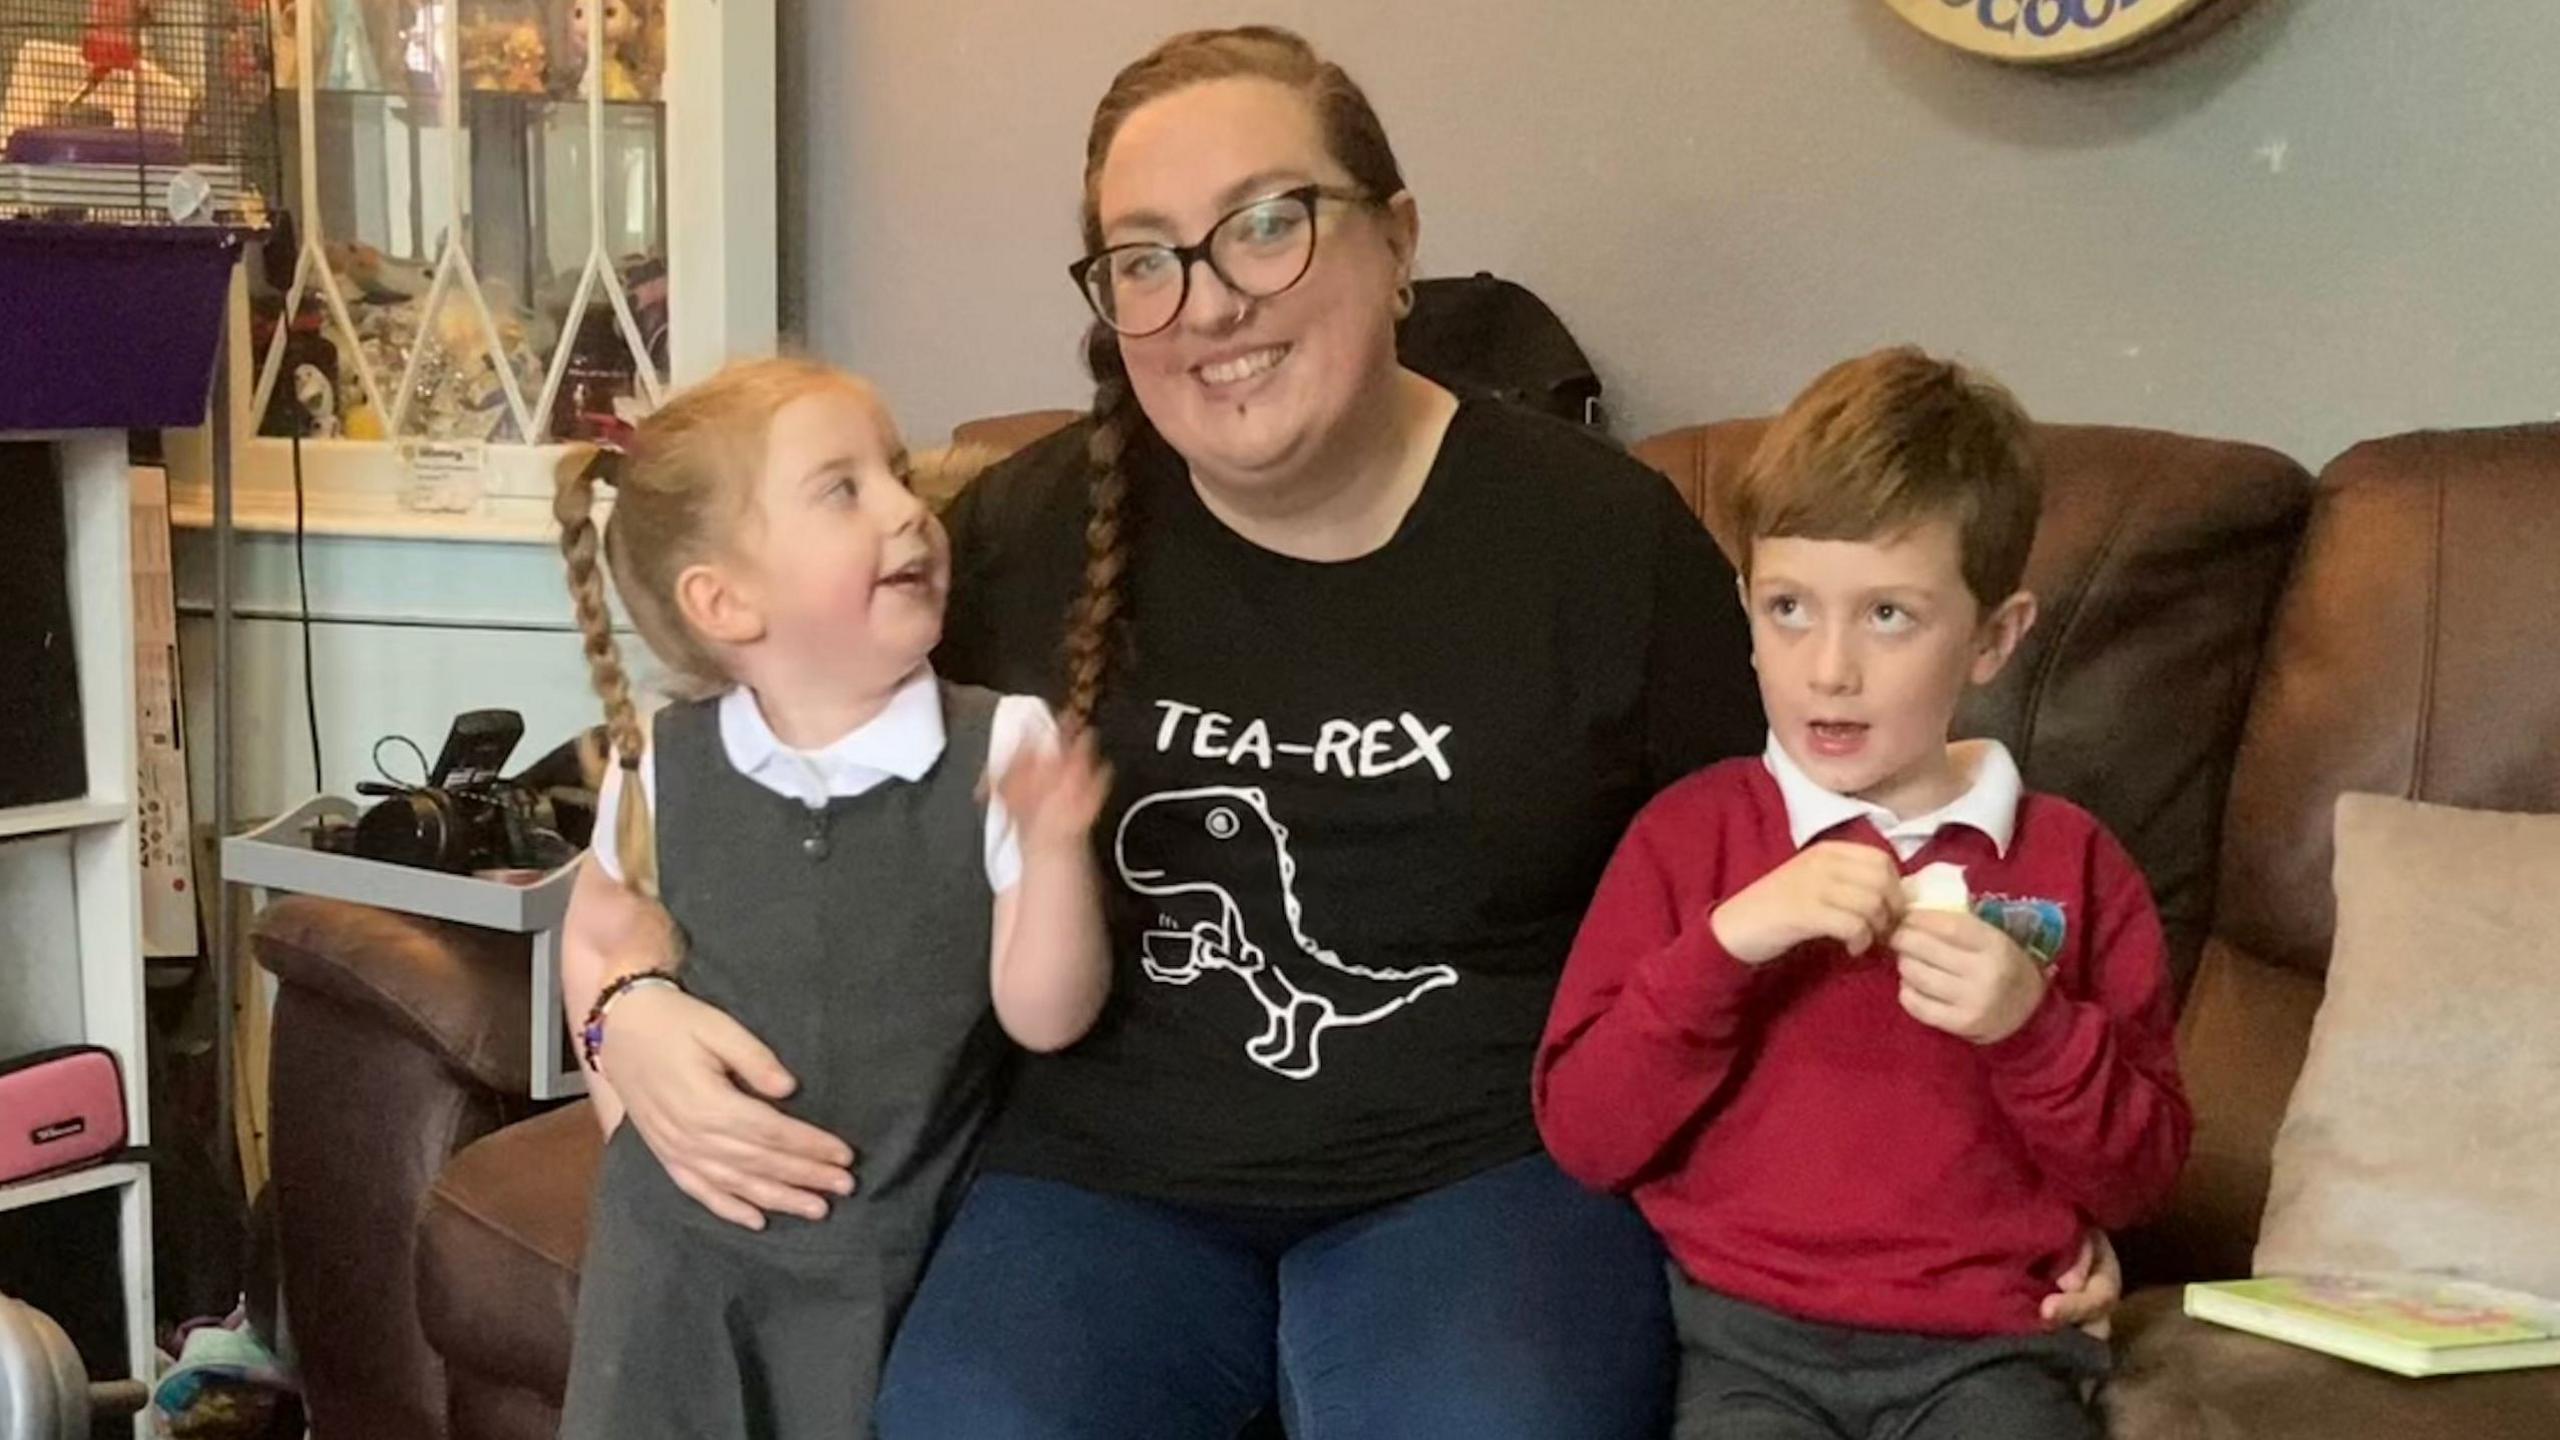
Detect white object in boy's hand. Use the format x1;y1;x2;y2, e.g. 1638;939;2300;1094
1901;862;1971;915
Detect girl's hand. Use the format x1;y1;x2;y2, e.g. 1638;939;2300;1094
600;986;857;1230
2041;1228;2124;1338
996;727;1112;853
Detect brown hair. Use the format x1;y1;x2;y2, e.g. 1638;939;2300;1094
553;355;861;897
1059;26;1409;729
1732;346;2042;611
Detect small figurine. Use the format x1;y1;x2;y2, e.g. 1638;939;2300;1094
291;362;340;437
328;239;432;303
462;17;548;93
565;0;649;101
339;370;385;440
501;23;548;91
627;0;664;99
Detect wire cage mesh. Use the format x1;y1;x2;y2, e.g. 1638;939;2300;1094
0;0;279;226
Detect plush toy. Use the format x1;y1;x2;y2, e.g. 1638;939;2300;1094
502;23;548;91
565;0;651;100
327;239;431;303
462;17;547;93
153;1308;302;1440
627;0;664;99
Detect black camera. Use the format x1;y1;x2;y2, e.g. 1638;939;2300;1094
315;710;596;875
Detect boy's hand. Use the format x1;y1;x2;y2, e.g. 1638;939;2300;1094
1710;842;1905;966
1890;908;2048;1044
996;727;1112;854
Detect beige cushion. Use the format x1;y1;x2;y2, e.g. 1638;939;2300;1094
2254;793;2560;1297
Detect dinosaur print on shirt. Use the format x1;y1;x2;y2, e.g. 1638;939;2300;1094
1116;785;1459;1080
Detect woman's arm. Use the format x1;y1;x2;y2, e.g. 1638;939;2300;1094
1642;484;1764;789
561;853;857;1228
561;855;643;1133
2043;1229;2124;1336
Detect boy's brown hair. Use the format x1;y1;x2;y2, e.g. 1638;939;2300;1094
1732;346;2042;611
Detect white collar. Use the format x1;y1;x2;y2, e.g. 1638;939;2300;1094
1761;732;2021;860
717;667;944;805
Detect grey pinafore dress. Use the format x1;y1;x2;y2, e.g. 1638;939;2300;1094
560;683;1006;1440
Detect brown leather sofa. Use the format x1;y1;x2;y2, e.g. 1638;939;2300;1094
253;414;2560;1439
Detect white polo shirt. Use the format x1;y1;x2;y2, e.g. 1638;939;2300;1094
591;667;1056;892
1761;732;2022;861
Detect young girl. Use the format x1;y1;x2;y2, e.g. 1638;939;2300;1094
550;357;1110;1439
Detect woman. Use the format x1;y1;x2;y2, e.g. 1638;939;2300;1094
564;26;2115;1438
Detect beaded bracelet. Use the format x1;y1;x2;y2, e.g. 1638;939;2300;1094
581;969;683;1073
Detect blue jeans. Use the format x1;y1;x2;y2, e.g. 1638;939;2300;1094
874;1153;1674;1440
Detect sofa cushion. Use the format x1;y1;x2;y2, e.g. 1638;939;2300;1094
417;1101;603;1402
2106;1286;2560;1439
2254;794;2560;1297
1633;419;2312;990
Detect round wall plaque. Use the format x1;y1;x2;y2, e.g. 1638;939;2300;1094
1883;0;2236;66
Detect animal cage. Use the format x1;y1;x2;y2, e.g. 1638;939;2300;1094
0;0;278;226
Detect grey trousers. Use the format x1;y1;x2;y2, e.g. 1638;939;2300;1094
1669;1268;2110;1440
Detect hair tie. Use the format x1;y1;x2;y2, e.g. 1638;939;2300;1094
584;444;627;490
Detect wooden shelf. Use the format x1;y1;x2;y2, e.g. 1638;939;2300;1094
0;797;129;841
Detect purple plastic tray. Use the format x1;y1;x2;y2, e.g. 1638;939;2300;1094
2;126;187;167
0;222;242;431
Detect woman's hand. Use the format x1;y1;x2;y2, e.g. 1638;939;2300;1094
2040;1228;2124;1339
565;856;856;1229
599;985;858;1230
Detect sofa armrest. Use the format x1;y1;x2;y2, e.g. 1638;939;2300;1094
252;895;535;1096
418;1101;603;1411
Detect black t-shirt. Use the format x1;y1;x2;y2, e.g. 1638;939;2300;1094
937;398;1760;1208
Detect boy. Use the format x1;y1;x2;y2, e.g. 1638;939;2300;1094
1534;348;2190;1439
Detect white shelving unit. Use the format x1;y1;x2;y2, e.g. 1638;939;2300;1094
0;430;154;1439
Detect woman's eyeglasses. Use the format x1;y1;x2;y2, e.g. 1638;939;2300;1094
1071;184;1373;338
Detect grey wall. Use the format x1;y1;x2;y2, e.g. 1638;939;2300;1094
179;0;2560;825
786;0;2559;470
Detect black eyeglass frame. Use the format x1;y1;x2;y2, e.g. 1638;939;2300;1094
1069;183;1378;338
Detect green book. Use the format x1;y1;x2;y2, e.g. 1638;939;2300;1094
2184;1275;2560;1378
